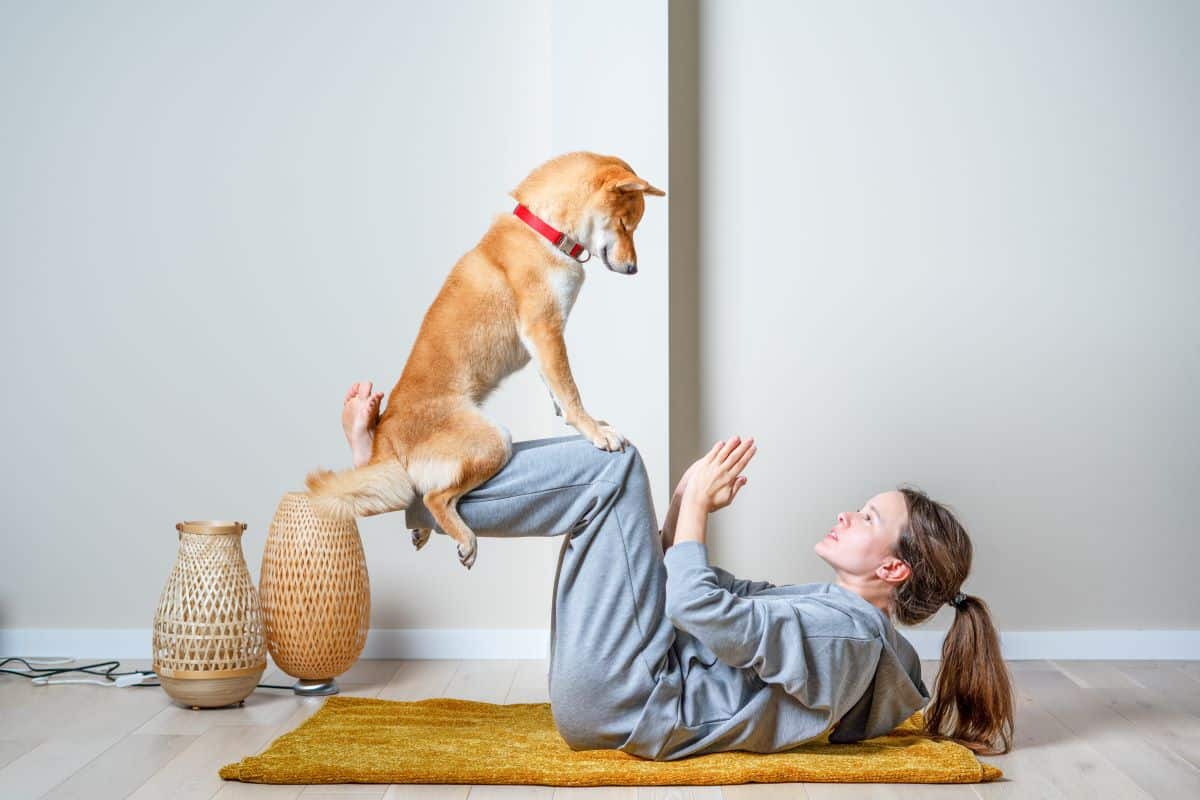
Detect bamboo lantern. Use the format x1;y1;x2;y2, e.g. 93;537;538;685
152;520;266;708
259;492;370;696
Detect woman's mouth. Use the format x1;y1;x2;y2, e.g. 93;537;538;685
825;530;838;541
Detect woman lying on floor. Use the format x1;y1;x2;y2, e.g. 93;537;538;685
339;381;1014;759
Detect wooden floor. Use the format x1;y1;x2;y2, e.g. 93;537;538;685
1;658;1198;799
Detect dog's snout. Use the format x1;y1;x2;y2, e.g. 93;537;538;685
626;264;638;275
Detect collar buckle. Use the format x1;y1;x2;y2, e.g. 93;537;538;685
555;233;591;263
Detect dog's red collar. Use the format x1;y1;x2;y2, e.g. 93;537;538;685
513;204;591;263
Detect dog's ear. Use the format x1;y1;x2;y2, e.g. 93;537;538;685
610;176;666;196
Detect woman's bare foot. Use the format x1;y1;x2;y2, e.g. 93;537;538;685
342;381;384;468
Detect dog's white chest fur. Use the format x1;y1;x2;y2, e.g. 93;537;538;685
548;262;585;323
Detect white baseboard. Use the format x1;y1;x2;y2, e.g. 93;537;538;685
2;628;1198;661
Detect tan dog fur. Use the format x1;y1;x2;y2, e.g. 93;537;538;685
305;152;664;569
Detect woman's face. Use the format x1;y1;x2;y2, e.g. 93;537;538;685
814;490;910;581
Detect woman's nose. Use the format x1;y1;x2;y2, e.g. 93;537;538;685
837;512;849;527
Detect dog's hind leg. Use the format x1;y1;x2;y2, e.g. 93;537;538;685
409;413;512;569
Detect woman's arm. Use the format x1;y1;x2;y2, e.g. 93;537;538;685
660;453;705;551
659;491;685;551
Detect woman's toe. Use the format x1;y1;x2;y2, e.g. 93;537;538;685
345;382;361;403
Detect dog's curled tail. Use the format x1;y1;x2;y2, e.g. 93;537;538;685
304;460;417;521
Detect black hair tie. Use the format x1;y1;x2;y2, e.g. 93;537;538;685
950;592;968;610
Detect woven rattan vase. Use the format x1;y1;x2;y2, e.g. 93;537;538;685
260;492;370;696
152;520;267;709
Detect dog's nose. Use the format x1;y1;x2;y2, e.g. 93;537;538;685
626;264;638;275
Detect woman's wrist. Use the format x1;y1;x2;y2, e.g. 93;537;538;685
672;496;710;545
681;485;711;515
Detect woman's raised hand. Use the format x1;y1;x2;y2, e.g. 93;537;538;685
682;436;756;514
672;456;704;499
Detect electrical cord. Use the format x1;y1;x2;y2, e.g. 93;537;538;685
1;657;295;690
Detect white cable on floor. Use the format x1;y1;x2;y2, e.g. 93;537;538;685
33;673;149;687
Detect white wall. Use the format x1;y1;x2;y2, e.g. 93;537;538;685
0;0;670;636
691;0;1199;631
2;0;1196;656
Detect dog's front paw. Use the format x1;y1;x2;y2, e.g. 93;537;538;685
411;528;432;551
590;420;627;452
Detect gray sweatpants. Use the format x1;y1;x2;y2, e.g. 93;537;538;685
403;433;673;751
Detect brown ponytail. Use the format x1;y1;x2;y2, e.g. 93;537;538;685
891;486;1015;756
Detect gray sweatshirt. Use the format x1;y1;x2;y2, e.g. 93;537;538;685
622;540;931;761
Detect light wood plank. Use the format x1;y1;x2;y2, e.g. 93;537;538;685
378;660;461;702
723;785;809;800
782;784;892;799
383;784;469;799
211;781;304;799
1173;661;1200;684
1094;688;1200;770
0;734;139;800
975;672;1153;799
300;786;387;797
1049;661;1145;690
0;680;174;798
506;659;551;704
467;787;554;799
335;659;407;688
1006;660;1063;672
972;690;1071;799
41;733;197;800
0;739;39;771
551;787;638;800
806;785;977;799
444;660;520;704
128;725;281;800
1013;667;1200;798
1108;660;1200;716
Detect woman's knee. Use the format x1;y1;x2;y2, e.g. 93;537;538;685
567;437;647;483
618;442;650;488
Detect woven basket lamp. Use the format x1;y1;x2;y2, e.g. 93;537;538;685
152;521;267;708
260;491;370;696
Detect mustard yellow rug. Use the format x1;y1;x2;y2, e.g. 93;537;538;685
219;696;1002;786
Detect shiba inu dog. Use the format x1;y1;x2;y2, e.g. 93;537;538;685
305;151;664;569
